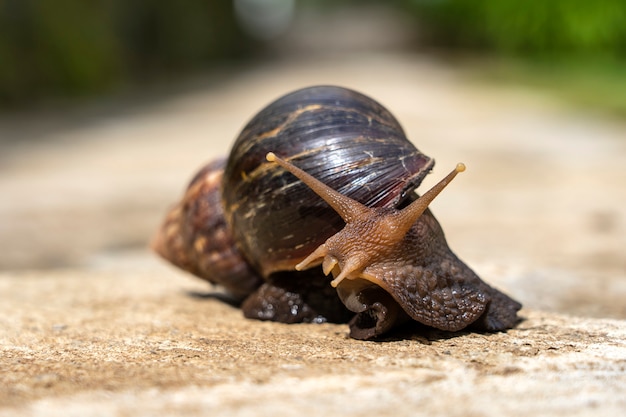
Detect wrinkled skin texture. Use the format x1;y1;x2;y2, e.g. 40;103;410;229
153;163;521;340
363;206;521;333
241;270;353;325
152;86;521;340
260;153;521;339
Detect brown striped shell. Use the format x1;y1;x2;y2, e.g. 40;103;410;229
153;85;522;339
221;86;433;278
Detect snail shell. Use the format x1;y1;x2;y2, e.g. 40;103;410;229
222;86;433;278
153;85;521;339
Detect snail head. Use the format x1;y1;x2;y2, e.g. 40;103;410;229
265;152;467;338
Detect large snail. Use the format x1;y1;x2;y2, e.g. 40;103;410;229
152;85;521;340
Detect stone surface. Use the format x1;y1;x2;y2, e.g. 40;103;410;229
1;264;625;416
1;54;625;416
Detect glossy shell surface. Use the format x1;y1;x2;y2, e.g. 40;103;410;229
222;86;434;277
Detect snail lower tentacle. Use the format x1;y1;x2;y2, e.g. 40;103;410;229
336;279;409;340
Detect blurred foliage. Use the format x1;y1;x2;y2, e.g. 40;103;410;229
0;0;251;105
403;0;626;57
1;0;626;109
468;57;626;118
402;0;626;117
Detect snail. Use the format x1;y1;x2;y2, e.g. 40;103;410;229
152;85;521;340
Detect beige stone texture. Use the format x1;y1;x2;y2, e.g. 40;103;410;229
1;55;625;416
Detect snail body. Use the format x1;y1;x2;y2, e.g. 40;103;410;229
153;86;521;339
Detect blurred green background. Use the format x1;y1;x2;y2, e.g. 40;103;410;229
1;0;625;115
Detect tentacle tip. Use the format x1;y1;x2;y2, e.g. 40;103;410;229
266;152;276;162
456;162;466;173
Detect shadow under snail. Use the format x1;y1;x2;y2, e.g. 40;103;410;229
152;85;521;340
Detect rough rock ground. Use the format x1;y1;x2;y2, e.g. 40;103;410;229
1;55;625;416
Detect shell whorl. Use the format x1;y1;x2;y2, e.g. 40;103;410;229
222;86;434;278
152;158;262;299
